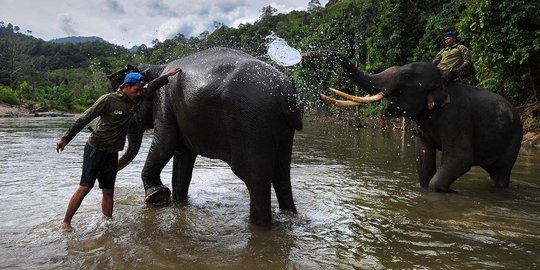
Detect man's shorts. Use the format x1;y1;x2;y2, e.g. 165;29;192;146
80;143;118;189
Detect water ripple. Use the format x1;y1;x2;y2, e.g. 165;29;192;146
1;117;539;269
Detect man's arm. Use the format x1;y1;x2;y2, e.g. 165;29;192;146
453;45;471;75
432;49;444;65
56;95;109;152
142;67;182;95
432;54;442;65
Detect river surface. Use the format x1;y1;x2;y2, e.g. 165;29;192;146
0;116;539;269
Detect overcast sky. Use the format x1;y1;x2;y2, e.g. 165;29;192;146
0;0;329;48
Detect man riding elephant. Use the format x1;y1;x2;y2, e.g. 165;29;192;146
432;31;471;82
304;50;522;192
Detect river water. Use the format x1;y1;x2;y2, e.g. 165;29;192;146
0;116;539;269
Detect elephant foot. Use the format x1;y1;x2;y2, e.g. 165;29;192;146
495;180;510;188
145;185;171;205
250;216;272;227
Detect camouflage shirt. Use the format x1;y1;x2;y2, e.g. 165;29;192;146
61;75;169;152
433;44;471;72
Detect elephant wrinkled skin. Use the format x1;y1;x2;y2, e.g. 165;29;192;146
304;51;523;192
108;47;303;226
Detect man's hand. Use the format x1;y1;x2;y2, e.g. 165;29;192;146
441;70;455;83
164;67;182;77
56;140;66;153
451;68;460;77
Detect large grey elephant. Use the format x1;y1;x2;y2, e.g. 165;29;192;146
107;47;303;226
303;51;523;192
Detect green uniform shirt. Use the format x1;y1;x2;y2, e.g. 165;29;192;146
61;75;170;152
433;44;471;72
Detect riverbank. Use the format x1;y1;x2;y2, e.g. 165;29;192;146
0;102;32;117
519;103;540;149
0;102;71;117
306;102;540;149
3;101;539;148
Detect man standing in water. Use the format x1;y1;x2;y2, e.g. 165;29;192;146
432;31;471;81
56;67;181;231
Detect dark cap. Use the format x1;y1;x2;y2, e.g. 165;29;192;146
444;31;457;38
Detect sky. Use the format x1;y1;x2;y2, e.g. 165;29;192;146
0;0;329;48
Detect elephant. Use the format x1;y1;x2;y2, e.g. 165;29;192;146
302;51;523;192
107;47;303;226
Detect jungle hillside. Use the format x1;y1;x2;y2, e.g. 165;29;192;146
1;0;539;130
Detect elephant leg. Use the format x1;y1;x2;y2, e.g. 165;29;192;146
172;149;197;202
488;153;519;188
482;164;511;188
272;131;297;213
428;153;473;192
247;179;272;227
415;137;436;189
480;164;496;181
231;153;274;227
141;125;177;204
490;165;512;188
489;134;521;188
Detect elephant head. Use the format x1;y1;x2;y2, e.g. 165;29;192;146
302;51;451;120
106;64;166;170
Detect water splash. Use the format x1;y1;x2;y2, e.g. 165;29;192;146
265;33;302;67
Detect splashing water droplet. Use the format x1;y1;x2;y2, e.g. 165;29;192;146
265;33;301;67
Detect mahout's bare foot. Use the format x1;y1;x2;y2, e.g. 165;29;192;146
62;222;73;232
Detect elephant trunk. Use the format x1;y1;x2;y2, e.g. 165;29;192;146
118;120;144;171
302;51;381;95
302;51;386;107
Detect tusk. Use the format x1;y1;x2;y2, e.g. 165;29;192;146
329;87;384;103
319;93;362;107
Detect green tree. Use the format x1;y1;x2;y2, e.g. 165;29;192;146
260;5;278;20
0;85;19;105
308;0;323;12
2;0;538;117
35;85;74;111
2;23;26;88
458;0;540;101
17;81;33;100
412;0;464;62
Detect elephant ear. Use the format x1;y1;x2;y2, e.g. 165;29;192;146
426;80;451;110
106;65;138;91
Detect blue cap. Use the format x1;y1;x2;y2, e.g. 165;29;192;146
119;72;144;89
444;31;457;38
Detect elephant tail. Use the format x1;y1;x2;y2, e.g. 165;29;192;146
281;78;303;131
284;105;303;131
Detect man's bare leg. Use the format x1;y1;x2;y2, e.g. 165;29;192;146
101;188;114;219
63;185;92;231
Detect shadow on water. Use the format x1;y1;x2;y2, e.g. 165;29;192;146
0;116;539;269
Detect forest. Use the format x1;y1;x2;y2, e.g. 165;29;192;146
0;0;538;127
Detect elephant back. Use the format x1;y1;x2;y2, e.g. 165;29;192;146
167;47;302;130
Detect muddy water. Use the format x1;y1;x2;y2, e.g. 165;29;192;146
0;116;539;269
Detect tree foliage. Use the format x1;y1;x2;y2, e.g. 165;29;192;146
0;22;131;111
457;0;540;100
0;0;538;113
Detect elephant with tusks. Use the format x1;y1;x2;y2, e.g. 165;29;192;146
304;51;523;192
